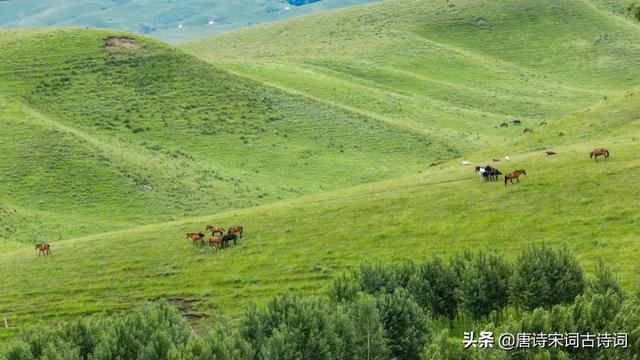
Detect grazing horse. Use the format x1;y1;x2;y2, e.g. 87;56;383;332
186;232;205;246
227;226;243;238
523;128;533;133
590;148;609;161
500;122;509;128
222;234;237;248
209;236;223;249
505;170;527;186
512;119;522;126
35;243;51;256
206;225;225;237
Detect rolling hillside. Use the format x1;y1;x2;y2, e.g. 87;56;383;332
0;28;443;246
1;92;639;336
1;0;640;338
183;0;640;147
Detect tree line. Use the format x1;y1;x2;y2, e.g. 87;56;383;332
2;245;639;359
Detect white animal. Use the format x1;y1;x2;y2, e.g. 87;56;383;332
178;24;184;29
505;156;511;161
208;20;214;25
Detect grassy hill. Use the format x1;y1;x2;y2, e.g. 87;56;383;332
183;0;640;145
1;0;640;338
0;0;379;43
1;92;639;336
0;28;445;247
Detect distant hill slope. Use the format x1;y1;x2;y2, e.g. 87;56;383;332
0;0;379;43
183;0;640;148
0;28;443;244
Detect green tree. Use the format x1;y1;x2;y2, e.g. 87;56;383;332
241;295;352;360
457;252;512;321
510;246;584;310
348;293;389;360
356;261;415;296
587;259;624;298
408;257;459;320
377;288;431;360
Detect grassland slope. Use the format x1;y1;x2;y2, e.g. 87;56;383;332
1;91;638;334
0;28;443;244
183;0;640;147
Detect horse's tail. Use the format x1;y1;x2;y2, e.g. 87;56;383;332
590;151;593;159
605;149;610;158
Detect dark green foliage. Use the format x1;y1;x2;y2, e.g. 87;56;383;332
1;302;190;360
377;288;431;360
240;294;357;360
587;260;624;298
629;2;640;21
510;246;585;310
169;317;252;360
457;252;512;321
408;257;459;320
355;261;416;296
347;293;389;360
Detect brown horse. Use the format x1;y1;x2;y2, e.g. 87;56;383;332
35;243;51;256
590;148;609;161
186;232;205;246
209;236;223;249
505;170;527;186
206;225;225;237
227;226;243;238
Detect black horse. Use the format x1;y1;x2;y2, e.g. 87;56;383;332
476;165;502;181
222;233;237;248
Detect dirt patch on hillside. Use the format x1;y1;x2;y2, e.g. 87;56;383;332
167;298;208;324
104;36;141;50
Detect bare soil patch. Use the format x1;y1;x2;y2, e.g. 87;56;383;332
104;36;141;50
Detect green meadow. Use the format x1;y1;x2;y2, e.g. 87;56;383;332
0;0;639;339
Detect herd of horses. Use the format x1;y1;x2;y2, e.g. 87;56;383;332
33;148;611;256
186;225;244;249
475;148;609;186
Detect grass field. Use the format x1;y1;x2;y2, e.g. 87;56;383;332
1;0;640;339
